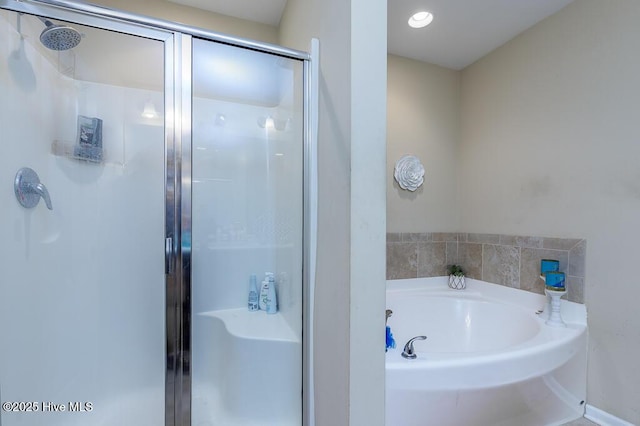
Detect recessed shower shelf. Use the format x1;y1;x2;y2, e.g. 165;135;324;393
51;140;107;164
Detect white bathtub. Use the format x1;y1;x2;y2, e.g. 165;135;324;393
386;277;588;426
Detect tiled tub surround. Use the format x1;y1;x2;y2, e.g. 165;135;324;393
387;233;586;303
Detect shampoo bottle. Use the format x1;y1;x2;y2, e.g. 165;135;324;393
259;272;273;311
248;274;259;311
266;274;278;314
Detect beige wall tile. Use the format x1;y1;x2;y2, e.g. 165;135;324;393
431;232;458;242
467;233;500;244
387;242;418;279
543;237;583;251
387;232;402;242
567;275;585;304
482;244;520;288
568;239;586;277
446;241;458;266
458;242;482;279
520;248;569;295
387;232;587;305
417;242;447;277
499;234;543;248
402;232;431;242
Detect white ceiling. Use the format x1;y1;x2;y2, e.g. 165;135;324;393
173;0;575;70
388;0;575;69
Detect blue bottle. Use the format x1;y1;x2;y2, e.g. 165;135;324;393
386;326;396;351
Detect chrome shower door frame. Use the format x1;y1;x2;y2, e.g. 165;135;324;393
0;1;313;425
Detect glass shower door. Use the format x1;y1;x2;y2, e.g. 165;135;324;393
0;8;167;425
191;38;305;425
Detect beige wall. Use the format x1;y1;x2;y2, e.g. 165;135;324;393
387;55;460;232
459;0;640;422
89;0;278;43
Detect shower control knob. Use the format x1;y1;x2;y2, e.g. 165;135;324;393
14;167;53;210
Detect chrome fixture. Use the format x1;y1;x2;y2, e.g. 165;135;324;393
402;335;427;359
37;16;81;51
14;167;53;210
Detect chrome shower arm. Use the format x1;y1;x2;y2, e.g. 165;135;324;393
36;16;53;27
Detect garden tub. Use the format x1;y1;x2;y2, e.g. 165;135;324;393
386;277;587;426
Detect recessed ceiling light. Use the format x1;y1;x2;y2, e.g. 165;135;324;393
408;11;434;29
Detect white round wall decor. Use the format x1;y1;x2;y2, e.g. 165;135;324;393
394;155;424;191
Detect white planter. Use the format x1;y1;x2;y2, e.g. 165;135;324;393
448;274;466;290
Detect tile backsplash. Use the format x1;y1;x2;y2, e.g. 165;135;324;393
387;232;586;303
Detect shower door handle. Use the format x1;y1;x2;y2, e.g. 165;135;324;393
165;237;174;274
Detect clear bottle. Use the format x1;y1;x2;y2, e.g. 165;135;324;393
259;272;273;311
266;274;278;314
248;274;259;311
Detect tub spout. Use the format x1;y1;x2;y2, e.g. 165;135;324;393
402;335;427;359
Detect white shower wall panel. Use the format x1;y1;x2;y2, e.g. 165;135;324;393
191;95;302;340
1;12;165;424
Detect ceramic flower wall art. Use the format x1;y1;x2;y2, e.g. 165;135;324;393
394;155;424;191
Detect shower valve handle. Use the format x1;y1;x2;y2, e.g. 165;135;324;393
30;182;53;210
14;167;53;210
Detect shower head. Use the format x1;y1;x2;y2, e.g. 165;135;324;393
37;17;81;51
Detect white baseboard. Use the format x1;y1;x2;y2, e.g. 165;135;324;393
585;404;635;426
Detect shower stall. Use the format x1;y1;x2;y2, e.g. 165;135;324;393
0;1;314;425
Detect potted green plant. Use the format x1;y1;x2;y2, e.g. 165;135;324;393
447;264;466;290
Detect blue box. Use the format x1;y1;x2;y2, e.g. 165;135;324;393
541;259;560;274
545;271;565;290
